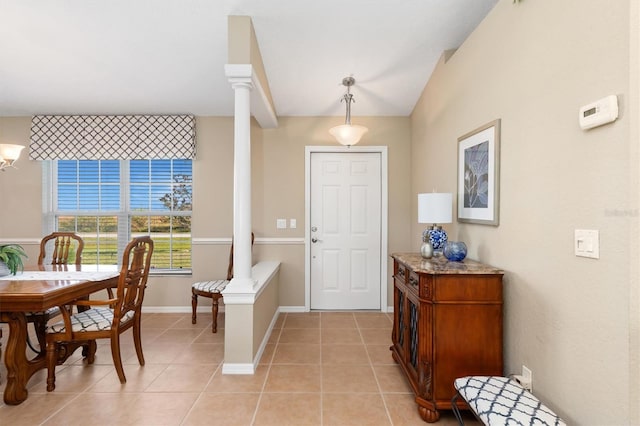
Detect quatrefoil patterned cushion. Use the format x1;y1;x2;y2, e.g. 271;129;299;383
192;279;229;293
46;307;134;333
454;376;566;426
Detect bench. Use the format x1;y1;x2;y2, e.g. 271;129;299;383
451;376;567;426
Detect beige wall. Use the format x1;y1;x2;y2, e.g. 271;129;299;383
0;114;411;310
410;0;638;423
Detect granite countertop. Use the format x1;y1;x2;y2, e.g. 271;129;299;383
391;252;503;275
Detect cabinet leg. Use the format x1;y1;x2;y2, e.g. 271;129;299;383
418;406;440;423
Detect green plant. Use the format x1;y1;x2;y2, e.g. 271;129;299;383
0;244;28;275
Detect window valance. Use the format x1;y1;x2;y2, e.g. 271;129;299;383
29;115;196;160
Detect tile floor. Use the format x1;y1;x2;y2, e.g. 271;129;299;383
0;311;480;425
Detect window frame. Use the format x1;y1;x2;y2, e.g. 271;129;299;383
43;159;192;275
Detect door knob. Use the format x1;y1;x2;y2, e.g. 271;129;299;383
311;237;321;243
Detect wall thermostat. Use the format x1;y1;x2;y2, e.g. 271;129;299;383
579;95;618;130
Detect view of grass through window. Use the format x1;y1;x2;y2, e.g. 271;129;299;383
55;159;192;270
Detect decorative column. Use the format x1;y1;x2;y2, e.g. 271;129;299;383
225;65;255;291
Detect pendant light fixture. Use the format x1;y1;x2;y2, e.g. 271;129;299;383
329;76;368;146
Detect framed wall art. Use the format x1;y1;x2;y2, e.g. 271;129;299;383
457;119;500;225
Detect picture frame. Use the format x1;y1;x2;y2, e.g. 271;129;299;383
457;119;500;225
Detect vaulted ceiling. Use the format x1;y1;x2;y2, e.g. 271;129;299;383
0;0;498;117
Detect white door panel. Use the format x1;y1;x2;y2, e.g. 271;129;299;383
310;152;381;310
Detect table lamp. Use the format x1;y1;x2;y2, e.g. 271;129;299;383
418;193;453;258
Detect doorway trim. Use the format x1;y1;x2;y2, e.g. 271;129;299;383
304;145;388;312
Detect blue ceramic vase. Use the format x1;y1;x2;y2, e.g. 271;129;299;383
443;241;467;262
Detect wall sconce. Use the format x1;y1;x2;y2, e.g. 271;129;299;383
0;144;25;171
329;76;368;146
418;193;453;258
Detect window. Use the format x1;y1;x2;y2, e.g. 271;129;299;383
46;159;192;272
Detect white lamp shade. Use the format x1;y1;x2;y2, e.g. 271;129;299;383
329;124;368;146
0;144;25;161
418;193;453;224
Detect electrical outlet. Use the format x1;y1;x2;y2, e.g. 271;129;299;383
522;365;533;391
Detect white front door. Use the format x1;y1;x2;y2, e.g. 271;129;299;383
310;152;381;310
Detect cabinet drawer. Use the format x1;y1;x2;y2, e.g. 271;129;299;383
395;262;408;284
410;272;432;300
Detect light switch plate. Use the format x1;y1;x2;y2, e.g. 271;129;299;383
290;219;297;229
575;229;599;259
276;219;287;229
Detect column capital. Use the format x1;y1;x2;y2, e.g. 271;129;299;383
225;64;254;87
224;63;278;129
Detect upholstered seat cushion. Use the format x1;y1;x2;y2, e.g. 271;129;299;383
46;307;134;333
192;279;229;294
454;376;566;426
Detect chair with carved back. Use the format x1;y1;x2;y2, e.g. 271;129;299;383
38;232;84;266
44;236;153;390
191;232;254;333
26;232;86;353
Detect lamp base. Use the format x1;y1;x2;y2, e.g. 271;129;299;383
421;241;434;259
427;225;448;252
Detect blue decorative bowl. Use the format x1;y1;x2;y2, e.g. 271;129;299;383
443;241;467;262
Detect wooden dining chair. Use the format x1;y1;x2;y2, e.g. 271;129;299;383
44;236;154;391
191;233;254;333
20;232;87;354
38;232;84;266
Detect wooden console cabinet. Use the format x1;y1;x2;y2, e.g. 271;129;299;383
390;253;504;423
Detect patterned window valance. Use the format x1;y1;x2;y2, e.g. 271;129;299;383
29;115;196;160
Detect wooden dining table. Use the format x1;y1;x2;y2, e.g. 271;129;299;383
0;264;119;405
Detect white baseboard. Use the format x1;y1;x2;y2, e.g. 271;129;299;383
221;363;255;374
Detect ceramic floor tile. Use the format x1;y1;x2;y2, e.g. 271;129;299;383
192;328;225;344
259;343;276;364
279;328;320;344
152;328;205;345
354;312;394;328
321;327;363;344
41;392;137;425
123;392;200;425
170;315;212;329
0;392;77;426
172;343;224;365
321;344;369;365
182;392;260;426
34;364;114;394
283;313;320;329
359;327;392;345
0;311;426;425
123;343;184;364
322;393;392;425
374;364;414;393
253;392;321;426
366;344;396;365
205;365;267;393
322;364;379;393
87;363;169;393
141;314;184;328
272;343;321;364
264;364;321;392
319;312;357;328
145;363;215;393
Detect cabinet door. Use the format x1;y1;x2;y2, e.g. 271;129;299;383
392;282;406;360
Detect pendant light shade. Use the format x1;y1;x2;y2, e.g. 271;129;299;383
329;123;369;146
330;77;368;146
